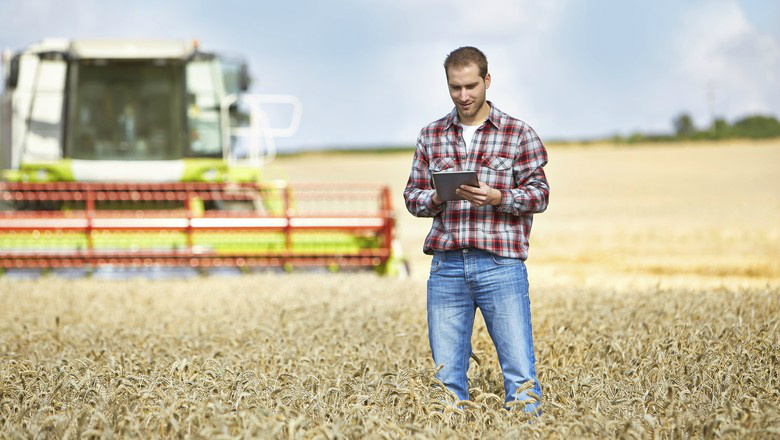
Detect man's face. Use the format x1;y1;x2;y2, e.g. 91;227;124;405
447;63;491;121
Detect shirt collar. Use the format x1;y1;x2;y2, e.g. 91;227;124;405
444;101;503;130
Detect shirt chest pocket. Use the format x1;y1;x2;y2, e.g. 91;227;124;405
429;157;456;172
479;155;513;189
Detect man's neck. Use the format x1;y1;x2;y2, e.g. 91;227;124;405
458;102;491;126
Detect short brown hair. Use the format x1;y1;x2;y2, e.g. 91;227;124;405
444;46;488;79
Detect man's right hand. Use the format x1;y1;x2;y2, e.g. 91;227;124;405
432;191;443;206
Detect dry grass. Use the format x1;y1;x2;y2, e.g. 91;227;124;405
2;141;780;438
1;276;778;438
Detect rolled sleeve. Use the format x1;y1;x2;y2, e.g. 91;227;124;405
404;135;445;218
495;127;550;216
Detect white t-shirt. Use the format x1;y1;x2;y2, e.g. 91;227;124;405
461;123;481;154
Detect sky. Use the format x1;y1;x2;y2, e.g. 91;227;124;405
1;0;779;151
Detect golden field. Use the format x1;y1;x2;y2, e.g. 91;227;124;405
1;140;779;438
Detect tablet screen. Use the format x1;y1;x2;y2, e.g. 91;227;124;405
432;171;479;201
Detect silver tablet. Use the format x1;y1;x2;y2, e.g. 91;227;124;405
432;170;479;201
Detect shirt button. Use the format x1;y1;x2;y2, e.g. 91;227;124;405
461;155;467;160
463;249;469;253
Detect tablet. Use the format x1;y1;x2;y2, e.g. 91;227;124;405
432;170;479;201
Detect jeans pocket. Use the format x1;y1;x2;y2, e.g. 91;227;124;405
490;253;518;266
430;257;443;273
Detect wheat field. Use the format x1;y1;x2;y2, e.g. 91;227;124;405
1;141;779;438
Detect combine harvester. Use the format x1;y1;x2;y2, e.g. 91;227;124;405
0;39;405;277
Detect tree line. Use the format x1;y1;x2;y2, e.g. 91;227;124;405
611;113;780;143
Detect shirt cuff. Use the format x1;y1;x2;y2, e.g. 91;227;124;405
497;189;514;213
425;189;445;214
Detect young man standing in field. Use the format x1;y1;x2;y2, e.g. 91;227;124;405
403;46;549;415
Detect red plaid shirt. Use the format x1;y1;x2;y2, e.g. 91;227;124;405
404;103;549;260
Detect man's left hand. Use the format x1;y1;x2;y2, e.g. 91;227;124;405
456;182;502;207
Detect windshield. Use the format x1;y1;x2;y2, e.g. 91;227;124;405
66;59;186;160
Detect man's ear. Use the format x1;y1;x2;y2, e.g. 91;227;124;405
484;72;491;89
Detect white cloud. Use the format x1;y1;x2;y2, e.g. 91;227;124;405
375;0;572;142
0;0;208;47
672;0;780;124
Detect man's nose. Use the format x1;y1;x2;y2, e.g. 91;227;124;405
459;90;468;101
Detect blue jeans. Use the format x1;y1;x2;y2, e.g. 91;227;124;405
427;248;542;413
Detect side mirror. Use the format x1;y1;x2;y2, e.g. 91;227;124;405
239;63;251;92
5;54;19;89
219;58;252;95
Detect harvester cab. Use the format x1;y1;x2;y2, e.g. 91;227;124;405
0;39;405;276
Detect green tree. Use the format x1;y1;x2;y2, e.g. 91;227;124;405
710;117;730;139
673;113;696;138
731;115;780;139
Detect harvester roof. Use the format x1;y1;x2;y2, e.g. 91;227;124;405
17;39;200;60
69;39;196;60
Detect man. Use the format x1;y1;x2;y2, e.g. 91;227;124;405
403;46;549;414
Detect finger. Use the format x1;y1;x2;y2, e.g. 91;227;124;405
478;182;493;193
459;185;483;195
